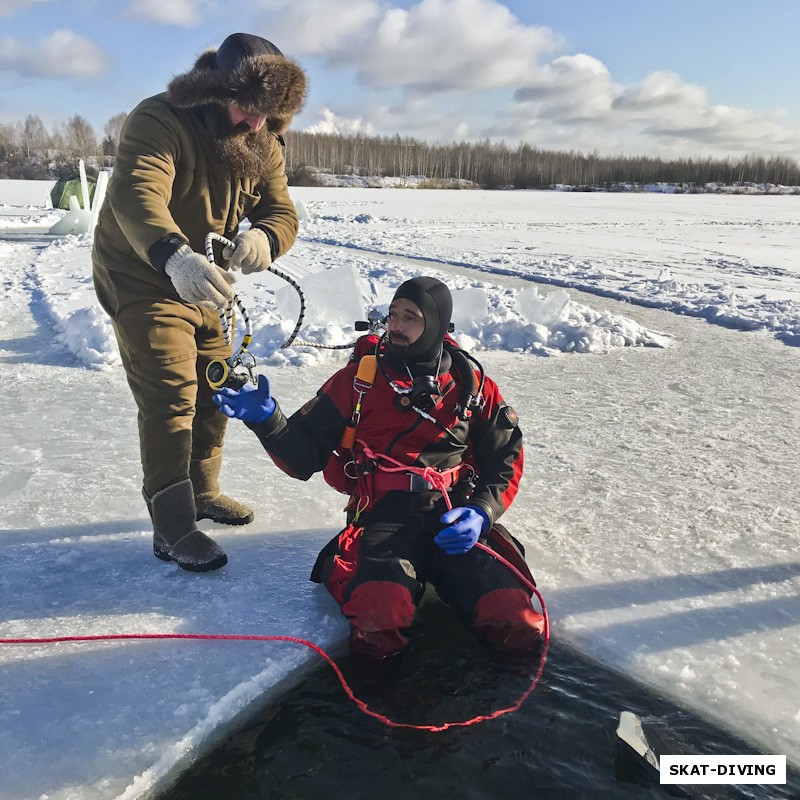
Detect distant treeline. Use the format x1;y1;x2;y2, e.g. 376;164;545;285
2;112;799;190
283;131;800;189
0;114;126;179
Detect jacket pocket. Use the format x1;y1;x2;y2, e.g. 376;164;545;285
237;189;261;222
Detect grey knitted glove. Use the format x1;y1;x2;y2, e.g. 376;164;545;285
164;245;236;308
222;228;272;274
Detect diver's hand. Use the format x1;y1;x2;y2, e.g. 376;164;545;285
435;505;489;555
213;374;276;424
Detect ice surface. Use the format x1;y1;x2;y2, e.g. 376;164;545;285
0;183;798;800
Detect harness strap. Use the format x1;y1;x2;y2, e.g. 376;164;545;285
339;353;471;519
371;464;465;493
357;444;463;511
340;355;378;450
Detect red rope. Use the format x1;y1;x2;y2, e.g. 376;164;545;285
1;453;548;731
0;617;547;732
357;444;462;499
0;550;548;733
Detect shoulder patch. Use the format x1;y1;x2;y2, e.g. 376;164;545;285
498;405;518;429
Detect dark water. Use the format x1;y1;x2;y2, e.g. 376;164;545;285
164;594;799;800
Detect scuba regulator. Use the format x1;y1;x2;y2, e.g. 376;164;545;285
206;352;255;390
205;292;257;390
202;231;307;391
203;234;258;391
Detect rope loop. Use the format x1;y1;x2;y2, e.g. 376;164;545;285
0;514;548;730
0;620;548;732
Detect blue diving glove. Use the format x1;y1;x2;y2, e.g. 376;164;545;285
434;505;490;555
213;374;276;424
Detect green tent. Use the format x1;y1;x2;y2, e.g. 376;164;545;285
50;177;96;210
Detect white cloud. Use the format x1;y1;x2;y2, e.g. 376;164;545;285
513;54;617;121
643;105;800;154
613;71;708;114
504;58;800;157
256;0;800;158
363;0;558;91
0;30;110;78
0;0;49;16
123;0;215;26
259;0;560;92
454;121;470;140
256;0;381;56
316;94;476;144
304;107;375;136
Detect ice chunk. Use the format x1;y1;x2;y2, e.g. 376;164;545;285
451;287;489;331
48;195;92;235
294;200;309;221
275;264;366;328
79;160;91;211
88;170;109;233
517;286;570;326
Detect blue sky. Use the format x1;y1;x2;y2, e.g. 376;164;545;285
1;0;799;159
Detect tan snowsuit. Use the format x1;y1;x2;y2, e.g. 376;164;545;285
92;46;304;508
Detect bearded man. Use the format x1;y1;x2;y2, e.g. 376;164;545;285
93;33;307;572
214;277;544;668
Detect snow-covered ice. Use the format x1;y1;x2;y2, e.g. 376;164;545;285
0;181;797;799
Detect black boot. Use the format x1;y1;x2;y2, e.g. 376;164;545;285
146;479;228;572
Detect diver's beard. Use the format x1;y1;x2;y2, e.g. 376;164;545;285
384;339;451;378
388;342;409;360
387;334;410;360
204;105;274;181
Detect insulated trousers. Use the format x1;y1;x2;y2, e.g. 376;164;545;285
314;509;544;660
93;267;233;497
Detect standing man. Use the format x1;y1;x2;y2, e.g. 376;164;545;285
214;277;545;667
93;33;307;572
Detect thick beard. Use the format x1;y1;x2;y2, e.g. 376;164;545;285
203;105;275;182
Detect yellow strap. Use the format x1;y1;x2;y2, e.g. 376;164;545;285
339;354;379;449
354;354;378;385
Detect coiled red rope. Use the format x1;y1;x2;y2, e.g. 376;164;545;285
0;544;548;733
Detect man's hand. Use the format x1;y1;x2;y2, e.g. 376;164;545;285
164;245;235;308
222;229;272;274
434;505;490;555
213;374;276;424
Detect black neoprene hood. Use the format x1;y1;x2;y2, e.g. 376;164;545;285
390;277;453;363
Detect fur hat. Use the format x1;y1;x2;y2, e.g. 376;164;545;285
167;32;307;133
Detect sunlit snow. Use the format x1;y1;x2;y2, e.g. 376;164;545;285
0;180;797;799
